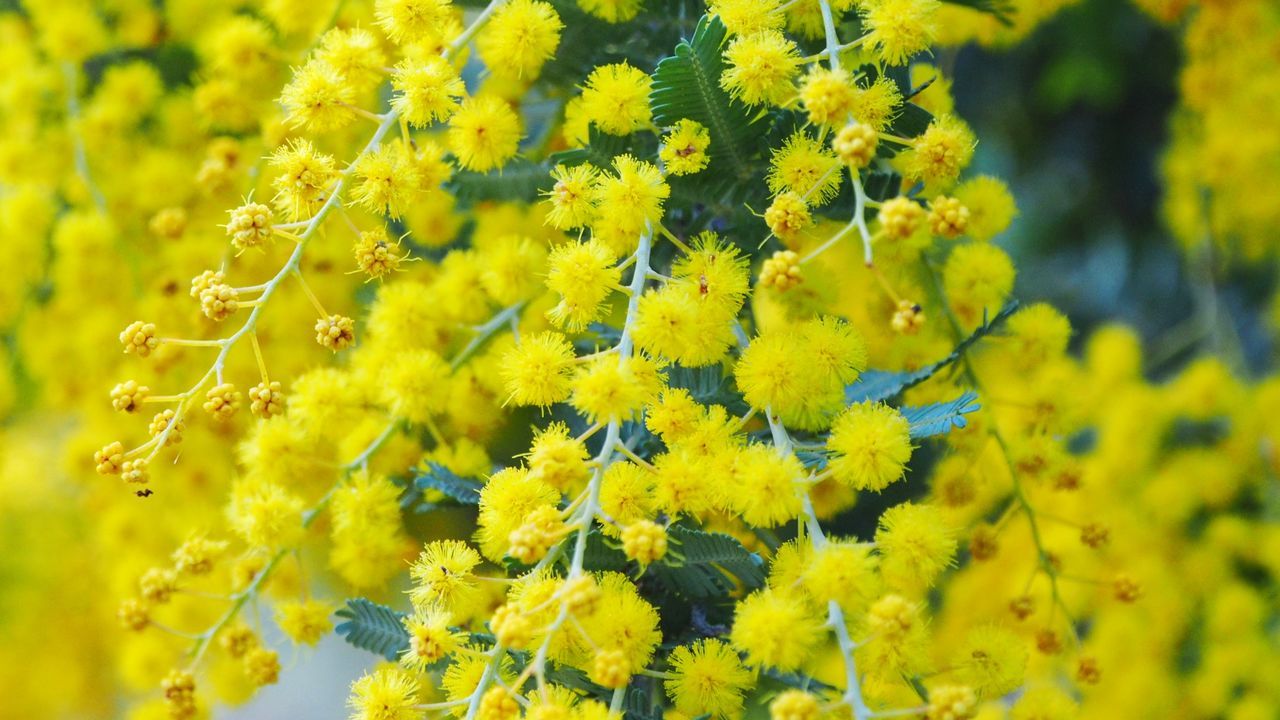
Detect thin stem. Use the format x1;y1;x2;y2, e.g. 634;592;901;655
62;63;107;211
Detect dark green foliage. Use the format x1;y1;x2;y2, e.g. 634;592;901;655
334;598;410;661
649;525;765;599
411;462;483;505
649;15;766;178
447;158;556;204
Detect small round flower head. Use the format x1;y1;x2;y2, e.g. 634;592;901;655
833;122;878;168
402;608;460;668
545;238;619;329
621;519;668;565
352;143;421;218
954;175;1017;241
929;195;970;238
353;228;410;280
149;409;185;445
1113;573;1142;603
501;331;576;407
527;422;590;491
279;59;357;132
243;646;280;686
172;535;227;575
314;314;356;351
190;270;224;299
544;163;600;230
1080;522;1110;548
879;196;925;241
581;62;653;136
315;27;386;89
800;66;855;126
827;402;913;491
248;381;285;419
1076;656;1101;685
270;140;338;220
577;0;644;24
203;382;242;420
756;252;805;297
409;540;483;612
591;155;670;254
275;599;331;646
660;119;711;175
110;379;149;413
507;504;566;563
721;31;800;106
768;132;843;206
876;502;956;589
200;282;239;321
477;0;563;80
904;114;977;189
162;669;197;719
149;207;187;240
392;56;466;126
1010;687;1077;720
730;588;824;670
347;668;419;720
956;624;1028;697
118;598;149;631
121;457;149;485
770;689;820;720
95;441;125;475
120;320;159;357
491;603;535;648
892;299;926;334
764;191;812;242
851;76;903;132
478;685;520;720
728;445;805;527
448;95;523;172
665;638;754;718
376;0;454;46
944;242;1016;328
710;0;785;36
926;685;978;720
570;355;664;425
862;0;940;66
590;648;632;689
562;575;601;615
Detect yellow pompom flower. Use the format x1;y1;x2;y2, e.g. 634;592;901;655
721;31;801;107
764;191;813;242
279;59;356;132
665;638;755;719
527;422;590;492
315;27;386;90
402;609;462;669
577;0;644;24
409;540;483;612
903;114;977;188
768;132;843;207
660;119;711;175
227;479;304;550
581;62;653;135
728;444;805;527
476;467;560;561
862;0;940;66
770;690;821;720
570;355;664;424
800;67;856;126
448;95;523;172
269;139;338;220
954;175;1018;241
710;0;785;36
275;600;331;645
500;331;577;407
546;239;619;330
827;402;913;491
850;76;903;132
544;163;601;230
591;155;670;254
956;624;1029;697
477;0;563;80
875;502;956;589
943;242;1016;329
730;588;824;671
801;539;881;613
382;349;451;423
392;56;467;126
376;0;454;46
347;668;419;720
352;143;421;219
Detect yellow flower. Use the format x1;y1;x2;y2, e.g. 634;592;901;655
581;62;653;135
448;95;523;172
665;638;755;718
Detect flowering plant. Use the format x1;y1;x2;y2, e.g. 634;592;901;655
0;0;1278;719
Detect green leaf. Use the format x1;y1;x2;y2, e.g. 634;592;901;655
549;125;658;169
446;158;555;204
412;462;483;505
334;598;409;661
901;390;981;439
649;14;765;177
664;363;747;412
581;529;630;572
845;301;1020;403
650;525;765;598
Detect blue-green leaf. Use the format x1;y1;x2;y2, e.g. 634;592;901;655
412;462;483;505
334;598;409;661
901;391;981;439
651;525;765;598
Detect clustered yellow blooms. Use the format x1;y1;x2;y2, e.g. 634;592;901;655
0;1;1276;720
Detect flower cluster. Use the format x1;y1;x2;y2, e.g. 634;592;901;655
0;1;1275;720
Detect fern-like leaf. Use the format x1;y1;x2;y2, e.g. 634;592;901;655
411;462;483;505
651;525;765;598
845;300;1020;403
901;391;982;438
942;0;1015;25
446;158;555;204
649;14;765;177
334;598;410;661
